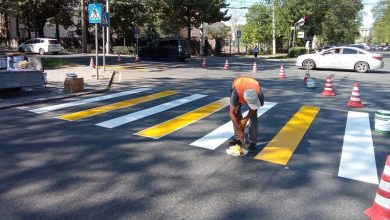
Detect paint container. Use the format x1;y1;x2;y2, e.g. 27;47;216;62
306;78;316;89
375;110;390;134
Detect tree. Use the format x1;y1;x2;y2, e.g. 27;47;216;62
372;0;390;44
160;0;231;41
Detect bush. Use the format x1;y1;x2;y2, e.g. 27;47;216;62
113;46;135;55
288;47;307;57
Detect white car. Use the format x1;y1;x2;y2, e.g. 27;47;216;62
296;46;384;73
18;38;62;55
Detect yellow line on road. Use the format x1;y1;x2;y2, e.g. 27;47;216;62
137;98;230;139
57;90;176;121
254;106;320;165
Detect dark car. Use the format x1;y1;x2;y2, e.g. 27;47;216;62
139;37;191;61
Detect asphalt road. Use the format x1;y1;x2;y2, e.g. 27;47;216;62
1;53;389;219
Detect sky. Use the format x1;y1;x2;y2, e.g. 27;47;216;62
225;0;378;28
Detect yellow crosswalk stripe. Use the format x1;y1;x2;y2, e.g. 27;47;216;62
137;97;230;139
57;90;177;121
254;106;320;165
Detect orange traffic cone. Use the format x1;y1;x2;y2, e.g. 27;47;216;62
223;60;230;70
365;155;390;219
252;62;258;73
304;70;310;84
347;82;364;108
201;58;207;67
117;54;122;63
90;58;95;69
135;55;141;63
322;76;335;96
278;65;287;78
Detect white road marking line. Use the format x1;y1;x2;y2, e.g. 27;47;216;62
338;111;378;185
29;88;150;114
96;94;207;128
190;102;277;150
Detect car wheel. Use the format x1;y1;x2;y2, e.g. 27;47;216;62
354;61;369;73
39;48;45;55
302;59;316;70
18;48;25;53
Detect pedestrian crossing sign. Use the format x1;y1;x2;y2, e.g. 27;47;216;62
101;12;110;27
88;3;102;24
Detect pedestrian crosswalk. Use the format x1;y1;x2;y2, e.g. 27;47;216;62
27;88;383;185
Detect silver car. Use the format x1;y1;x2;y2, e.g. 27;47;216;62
296;46;384;73
18;38;62;55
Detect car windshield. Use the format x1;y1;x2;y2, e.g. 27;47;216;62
48;40;60;44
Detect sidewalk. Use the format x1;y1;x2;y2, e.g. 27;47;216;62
0;66;114;110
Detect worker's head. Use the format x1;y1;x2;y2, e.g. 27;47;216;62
244;89;261;110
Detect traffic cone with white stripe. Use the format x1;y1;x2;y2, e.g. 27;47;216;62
304;70;310;84
365;155;390;219
278;65;287;78
252;61;258;73
347;82;364;108
117;54;122;63
90;58;95;69
201;58;207;67
223;60;230;70
322;76;335;96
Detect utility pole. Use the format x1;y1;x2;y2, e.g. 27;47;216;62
81;0;87;53
106;0;110;54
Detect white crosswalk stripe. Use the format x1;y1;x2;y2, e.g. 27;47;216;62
96;94;207;128
190;102;277;150
29;88;150;114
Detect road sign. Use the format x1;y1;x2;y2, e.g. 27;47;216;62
297;32;305;39
88;3;102;24
236;30;241;38
134;27;140;38
101;12;110;27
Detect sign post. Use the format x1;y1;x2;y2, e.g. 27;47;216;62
236;30;241;55
134;27;140;56
88;3;102;79
101;12;110;71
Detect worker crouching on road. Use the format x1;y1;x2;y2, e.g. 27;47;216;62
226;76;264;156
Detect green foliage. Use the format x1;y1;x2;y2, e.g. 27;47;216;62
206;23;231;39
372;0;390;44
288;47;306;57
42;58;72;69
112;46;135;55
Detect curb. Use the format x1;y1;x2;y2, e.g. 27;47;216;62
0;88;108;110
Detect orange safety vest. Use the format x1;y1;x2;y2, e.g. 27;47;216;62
232;77;261;104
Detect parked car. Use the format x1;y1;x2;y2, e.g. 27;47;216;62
18;38;62;55
139;37;191;61
296;46;384;73
350;44;366;50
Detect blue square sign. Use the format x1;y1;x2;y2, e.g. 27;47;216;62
88;3;103;24
101;12;110;27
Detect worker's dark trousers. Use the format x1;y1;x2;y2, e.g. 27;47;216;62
233;105;258;145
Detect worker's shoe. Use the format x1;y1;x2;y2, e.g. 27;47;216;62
247;143;257;153
229;139;239;146
226;144;248;157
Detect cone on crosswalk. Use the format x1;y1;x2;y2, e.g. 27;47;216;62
90;58;95;68
278;65;287;78
322;76;335;96
201;58;207;67
304;70;310;84
347;82;364;108
117;54;122;63
252;61;258;73
135;55;141;63
365;155;390;219
223;60;230;70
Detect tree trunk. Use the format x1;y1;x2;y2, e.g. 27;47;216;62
38;19;45;37
187;22;191;42
55;23;60;39
4;13;10;47
16;17;21;40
